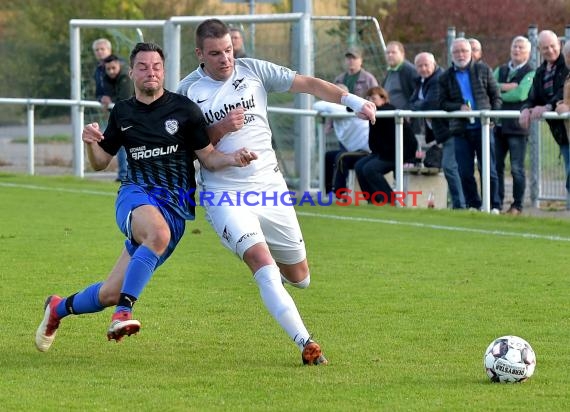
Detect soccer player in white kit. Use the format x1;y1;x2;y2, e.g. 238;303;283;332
177;18;377;365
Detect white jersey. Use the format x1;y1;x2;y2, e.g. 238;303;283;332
179;58;296;191
313;100;370;152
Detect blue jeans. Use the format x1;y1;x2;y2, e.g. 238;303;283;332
441;138;465;209
495;131;527;210
117;147;128;181
454;128;500;210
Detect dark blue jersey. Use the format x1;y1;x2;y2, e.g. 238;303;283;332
99;90;210;219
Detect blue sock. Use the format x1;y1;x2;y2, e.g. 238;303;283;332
116;245;160;313
56;282;104;318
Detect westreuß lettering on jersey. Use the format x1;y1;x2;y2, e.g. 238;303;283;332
187;58;296;191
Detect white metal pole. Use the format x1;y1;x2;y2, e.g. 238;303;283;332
395;114;404;206
298;12;313;193
481;114;491;212
69;24;84;177
164;20;181;92
317;118;325;194
27;105;35;175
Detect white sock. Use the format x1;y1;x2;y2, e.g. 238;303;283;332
254;264;310;350
280;273;311;289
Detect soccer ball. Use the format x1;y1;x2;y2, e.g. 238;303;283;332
483;335;536;383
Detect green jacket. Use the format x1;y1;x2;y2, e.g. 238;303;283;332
493;62;535;135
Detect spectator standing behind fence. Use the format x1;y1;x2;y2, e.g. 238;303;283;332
354;87;418;205
100;55;133;110
230;27;247;58
409;52;444;146
91;39;127;182
333;46;378;98
469;38;483;63
92;38;113;102
555;41;570;147
101;54;133;182
383;41;420;135
438;37;502;213
520;30;570;209
494;36;535;215
382;41;418;110
314;84;370;195
432;54;465;209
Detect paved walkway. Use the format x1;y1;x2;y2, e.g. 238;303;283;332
0;123;72;140
0;123;118;177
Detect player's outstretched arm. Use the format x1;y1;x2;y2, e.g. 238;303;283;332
82;123;113;171
289;74;377;124
195;145;257;170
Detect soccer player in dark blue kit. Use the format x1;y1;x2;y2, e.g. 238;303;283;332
35;42;257;351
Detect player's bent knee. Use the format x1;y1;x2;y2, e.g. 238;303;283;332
146;227;171;256
292;273;310;289
243;242;275;273
277;257;309;286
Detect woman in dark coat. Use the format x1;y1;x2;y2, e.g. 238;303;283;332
354;86;418;204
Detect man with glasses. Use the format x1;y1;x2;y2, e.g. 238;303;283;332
438;37;502;212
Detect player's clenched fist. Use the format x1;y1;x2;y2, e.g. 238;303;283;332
232;147;258;167
82;122;105;144
224;107;246;132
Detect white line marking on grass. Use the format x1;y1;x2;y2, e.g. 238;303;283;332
0;182;115;197
2;182;569;242
296;211;570;243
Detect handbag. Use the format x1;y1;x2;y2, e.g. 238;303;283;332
423;144;442;169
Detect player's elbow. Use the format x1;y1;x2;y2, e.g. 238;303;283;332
196;148;226;171
92;163;108;171
201;159;222;171
88;155;113;171
91;159;111;171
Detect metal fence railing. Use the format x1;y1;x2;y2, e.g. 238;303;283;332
1;97;569;212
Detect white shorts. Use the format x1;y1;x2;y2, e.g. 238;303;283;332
201;181;306;265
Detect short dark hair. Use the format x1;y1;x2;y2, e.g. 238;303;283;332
129;42;164;67
195;19;229;49
103;54;120;65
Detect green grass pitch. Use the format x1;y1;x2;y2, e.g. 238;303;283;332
1;173;569;411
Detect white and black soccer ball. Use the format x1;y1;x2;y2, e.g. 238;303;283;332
483;335;536;383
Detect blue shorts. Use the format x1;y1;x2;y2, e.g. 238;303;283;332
115;184;186;267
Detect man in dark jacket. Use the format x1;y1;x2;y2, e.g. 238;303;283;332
409;53;463;208
520;30;570;208
101;54;134;182
438;37;502;212
494;36;535;215
382;41;418;110
383;41;420;133
409;52;444;144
